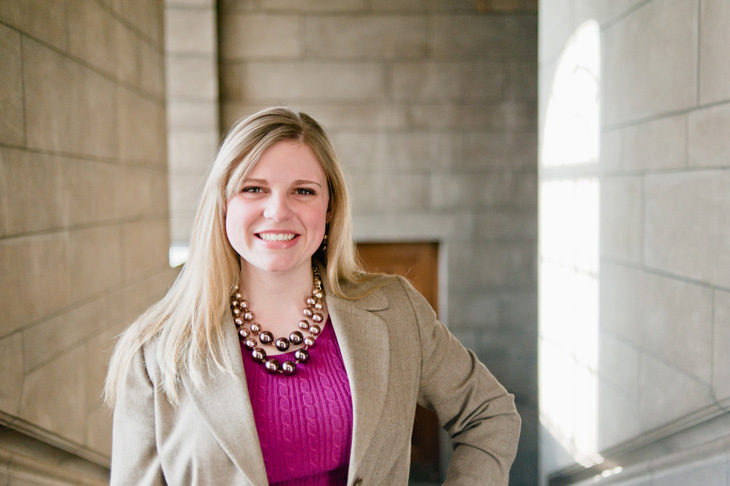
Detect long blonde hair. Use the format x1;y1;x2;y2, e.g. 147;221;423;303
105;107;364;405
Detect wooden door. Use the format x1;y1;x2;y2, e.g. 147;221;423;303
356;242;441;482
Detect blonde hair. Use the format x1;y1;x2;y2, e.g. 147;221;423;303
105;107;365;405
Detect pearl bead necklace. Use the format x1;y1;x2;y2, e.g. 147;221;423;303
230;266;325;375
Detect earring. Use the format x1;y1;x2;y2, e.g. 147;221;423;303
320;234;328;253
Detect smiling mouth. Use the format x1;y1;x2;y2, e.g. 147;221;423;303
257;233;297;242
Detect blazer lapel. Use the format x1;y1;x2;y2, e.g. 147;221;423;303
327;288;390;483
181;319;269;486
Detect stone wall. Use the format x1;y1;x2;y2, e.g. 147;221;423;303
164;0;219;251
539;1;730;485
217;1;538;484
0;1;174;483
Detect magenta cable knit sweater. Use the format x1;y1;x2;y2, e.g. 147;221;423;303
240;318;353;485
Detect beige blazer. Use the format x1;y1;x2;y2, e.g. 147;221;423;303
110;275;520;486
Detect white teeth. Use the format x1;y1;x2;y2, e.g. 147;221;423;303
259;233;295;241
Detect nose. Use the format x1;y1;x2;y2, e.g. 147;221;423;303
263;191;293;222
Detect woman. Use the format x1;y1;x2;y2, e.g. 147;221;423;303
105;107;520;485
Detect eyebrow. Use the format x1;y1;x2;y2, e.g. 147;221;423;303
294;179;323;187
244;178;323;188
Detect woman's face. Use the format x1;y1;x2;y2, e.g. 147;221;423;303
225;140;330;276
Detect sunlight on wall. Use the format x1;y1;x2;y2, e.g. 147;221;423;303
539;20;602;468
169;244;189;268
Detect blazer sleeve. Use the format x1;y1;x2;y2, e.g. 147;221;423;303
110;345;166;486
399;277;521;485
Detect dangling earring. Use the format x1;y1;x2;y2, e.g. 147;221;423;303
320;217;330;254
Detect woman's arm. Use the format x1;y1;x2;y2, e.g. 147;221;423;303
109;346;166;486
400;277;521;485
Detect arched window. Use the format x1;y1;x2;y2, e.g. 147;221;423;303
539;20;605;469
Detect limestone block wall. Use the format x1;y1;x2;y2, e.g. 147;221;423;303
164;0;219;250
0;1;174;483
539;0;730;485
218;1;538;484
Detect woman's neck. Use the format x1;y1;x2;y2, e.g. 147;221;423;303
238;262;319;338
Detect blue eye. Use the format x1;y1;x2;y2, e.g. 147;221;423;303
295;188;315;195
242;186;262;193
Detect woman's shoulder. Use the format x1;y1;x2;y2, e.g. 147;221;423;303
113;317;164;376
338;272;428;309
340;271;406;295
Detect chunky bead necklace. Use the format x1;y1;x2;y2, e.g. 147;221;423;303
230;266;325;375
